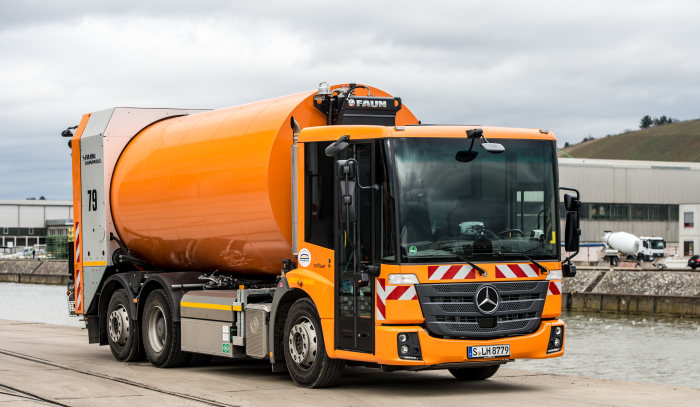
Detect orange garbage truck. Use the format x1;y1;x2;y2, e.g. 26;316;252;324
65;82;580;387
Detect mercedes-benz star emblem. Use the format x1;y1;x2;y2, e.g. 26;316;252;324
475;285;499;314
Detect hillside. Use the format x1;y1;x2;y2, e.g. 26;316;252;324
560;119;700;162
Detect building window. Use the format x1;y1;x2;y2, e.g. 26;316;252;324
2;227;7;235
684;241;694;256
684;212;694;228
28;228;34;235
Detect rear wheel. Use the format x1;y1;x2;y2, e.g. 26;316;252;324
142;289;190;367
449;365;500;380
283;298;344;388
106;289;144;362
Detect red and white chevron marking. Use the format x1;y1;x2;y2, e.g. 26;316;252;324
74;222;83;313
495;264;539;279
427;265;475;280
376;278;417;321
548;281;562;295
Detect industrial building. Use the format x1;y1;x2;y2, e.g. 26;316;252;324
679;204;699;256
558;158;700;249
0;200;73;248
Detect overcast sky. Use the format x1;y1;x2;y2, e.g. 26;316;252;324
1;0;699;200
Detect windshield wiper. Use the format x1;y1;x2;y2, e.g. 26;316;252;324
452;252;487;276
496;250;549;275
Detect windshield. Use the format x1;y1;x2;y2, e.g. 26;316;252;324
650;240;665;250
392;137;558;263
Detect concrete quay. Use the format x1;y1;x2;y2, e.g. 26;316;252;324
564;267;700;317
0;319;698;406
0;259;69;285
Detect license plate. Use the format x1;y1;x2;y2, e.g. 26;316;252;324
468;345;510;359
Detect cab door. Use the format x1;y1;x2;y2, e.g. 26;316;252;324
334;142;376;353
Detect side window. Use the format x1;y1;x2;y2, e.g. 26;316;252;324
304;142;334;249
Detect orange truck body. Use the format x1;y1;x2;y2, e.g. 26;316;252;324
68;83;574;387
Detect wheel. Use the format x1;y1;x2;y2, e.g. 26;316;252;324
611;257;618;266
106;289;145;362
142;289;190;367
449;365;500;380
283;298;344;388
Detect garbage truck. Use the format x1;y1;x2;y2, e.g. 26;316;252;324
64;82;580;387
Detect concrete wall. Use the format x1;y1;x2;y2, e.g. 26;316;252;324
0;259;70;285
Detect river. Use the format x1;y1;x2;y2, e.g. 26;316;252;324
0;283;697;388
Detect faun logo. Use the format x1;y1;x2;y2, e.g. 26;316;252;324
347;98;387;108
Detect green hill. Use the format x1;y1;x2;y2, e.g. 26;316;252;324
560;119;700;162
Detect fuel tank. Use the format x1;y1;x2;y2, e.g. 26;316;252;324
110;85;417;276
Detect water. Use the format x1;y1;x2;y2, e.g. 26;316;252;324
0;282;84;328
0;283;698;388
511;312;700;388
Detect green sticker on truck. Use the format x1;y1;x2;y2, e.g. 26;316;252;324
222;343;230;354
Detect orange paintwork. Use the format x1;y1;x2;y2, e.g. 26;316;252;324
110;85;418;275
298;124;557;143
71;114;90;314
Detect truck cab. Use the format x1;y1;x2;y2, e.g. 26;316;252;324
291;122;572;371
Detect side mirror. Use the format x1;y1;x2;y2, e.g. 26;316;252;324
337;160;357;223
325;134;350;157
564;211;580;252
564;193;580;212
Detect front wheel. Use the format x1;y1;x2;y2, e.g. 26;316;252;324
283;298;344;388
106;289;144;361
142;289;190;367
449;365;500;380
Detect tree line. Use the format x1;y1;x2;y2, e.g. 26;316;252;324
639;115;675;129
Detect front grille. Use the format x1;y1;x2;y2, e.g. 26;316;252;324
416;281;547;338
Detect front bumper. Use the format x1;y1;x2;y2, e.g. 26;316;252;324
374;319;565;367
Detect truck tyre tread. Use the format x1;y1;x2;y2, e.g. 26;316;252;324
283;298;344;388
142;289;190;368
449;365;500;380
106;289;145;362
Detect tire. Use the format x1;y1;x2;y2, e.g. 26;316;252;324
283;298;344;388
106;289;145;362
611;257;618;266
449;365;500;380
142;289;190;368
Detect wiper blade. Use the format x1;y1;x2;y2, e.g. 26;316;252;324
452;253;487;276
496;250;549;275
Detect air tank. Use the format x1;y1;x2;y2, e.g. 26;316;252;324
603;231;641;255
110;85;417;276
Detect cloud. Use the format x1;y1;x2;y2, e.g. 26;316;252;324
1;1;700;199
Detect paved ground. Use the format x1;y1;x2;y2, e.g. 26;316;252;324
0;319;697;406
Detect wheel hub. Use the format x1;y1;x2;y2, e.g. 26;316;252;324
108;305;129;345
288;317;318;370
146;305;167;353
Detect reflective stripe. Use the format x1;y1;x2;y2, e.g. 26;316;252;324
83;261;106;267
180;302;241;311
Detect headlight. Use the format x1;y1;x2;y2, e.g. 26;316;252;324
546;269;563;280
388;274;419;285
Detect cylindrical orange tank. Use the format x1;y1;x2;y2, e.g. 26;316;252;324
111;84;418;276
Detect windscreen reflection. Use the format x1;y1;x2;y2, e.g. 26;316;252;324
393;138;558;263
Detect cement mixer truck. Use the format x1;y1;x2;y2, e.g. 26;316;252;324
64;82;580;387
602;231;666;266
